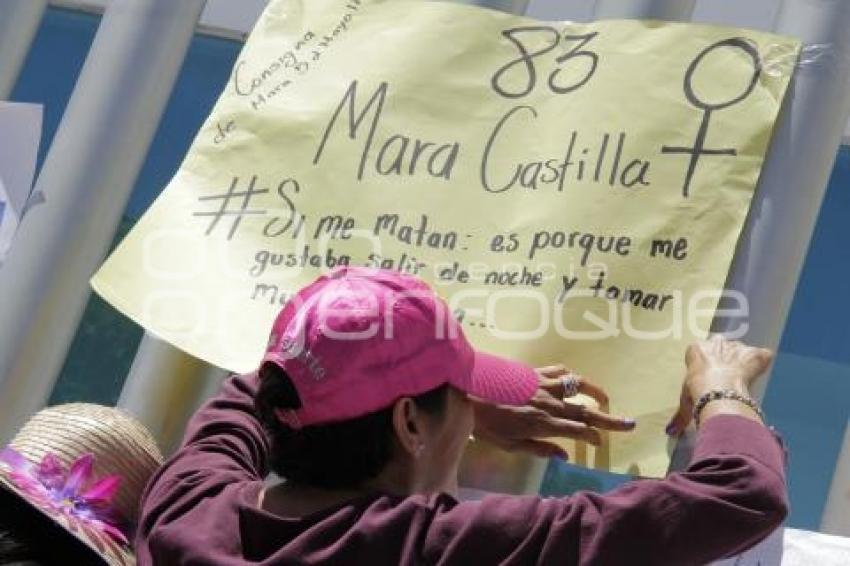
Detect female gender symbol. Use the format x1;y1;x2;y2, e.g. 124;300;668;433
662;38;762;198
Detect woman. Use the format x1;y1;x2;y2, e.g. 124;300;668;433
137;266;787;565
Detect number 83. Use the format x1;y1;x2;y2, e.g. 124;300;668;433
491;26;600;99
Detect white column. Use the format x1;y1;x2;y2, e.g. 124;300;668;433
118;336;228;454
0;0;206;444
714;0;850;402
821;419;850;535
0;0;47;99
593;0;695;21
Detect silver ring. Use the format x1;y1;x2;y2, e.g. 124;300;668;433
561;372;580;398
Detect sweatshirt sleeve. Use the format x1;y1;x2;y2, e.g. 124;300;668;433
136;373;268;533
423;415;788;566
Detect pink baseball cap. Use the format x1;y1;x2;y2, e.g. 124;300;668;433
261;266;539;428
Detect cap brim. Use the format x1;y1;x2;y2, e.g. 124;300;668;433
467;351;539;406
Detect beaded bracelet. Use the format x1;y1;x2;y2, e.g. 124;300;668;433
693;388;765;427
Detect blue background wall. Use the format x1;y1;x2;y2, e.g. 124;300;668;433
9;6;850;531
11;7;241;406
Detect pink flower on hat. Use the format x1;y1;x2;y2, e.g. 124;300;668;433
0;447;128;545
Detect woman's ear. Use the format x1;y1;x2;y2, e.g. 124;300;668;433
392;397;425;459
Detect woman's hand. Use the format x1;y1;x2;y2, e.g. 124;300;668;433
665;335;773;436
471;365;636;460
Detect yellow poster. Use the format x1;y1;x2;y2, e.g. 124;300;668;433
92;0;799;478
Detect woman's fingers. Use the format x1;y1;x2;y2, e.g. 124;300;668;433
577;379;610;405
532;386;634;432
539;377;565;397
536;365;570;379
538;371;609;405
559;402;636;432
531;413;602;446
527;400;619;445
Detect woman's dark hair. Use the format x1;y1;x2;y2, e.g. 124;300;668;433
0;487;102;565
0;527;33;565
255;362;449;489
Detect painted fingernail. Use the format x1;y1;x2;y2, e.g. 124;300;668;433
665;423;676;435
623;418;636;427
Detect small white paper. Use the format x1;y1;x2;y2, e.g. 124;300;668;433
714;527;850;565
0;101;43;263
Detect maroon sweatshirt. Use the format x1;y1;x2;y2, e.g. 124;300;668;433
136;373;788;565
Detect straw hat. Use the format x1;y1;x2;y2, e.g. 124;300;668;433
0;403;164;566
